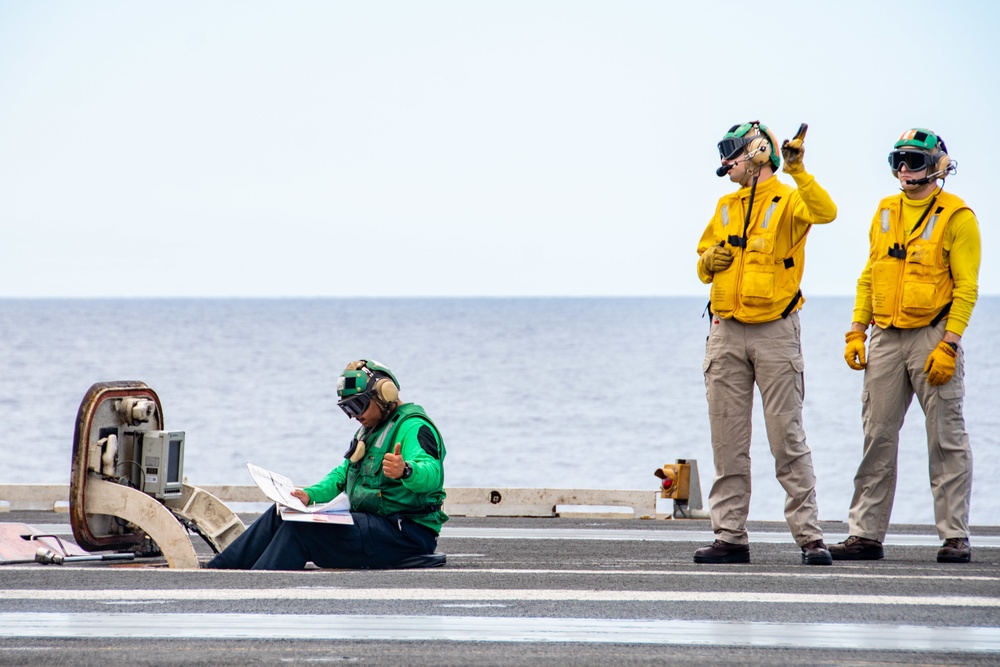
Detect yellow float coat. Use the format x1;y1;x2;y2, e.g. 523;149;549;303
852;189;980;335
697;170;837;323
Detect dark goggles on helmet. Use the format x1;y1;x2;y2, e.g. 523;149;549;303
718;136;752;160
888;150;935;172
338;393;371;418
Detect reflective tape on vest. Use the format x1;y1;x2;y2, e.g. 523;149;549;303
922;214;939;240
762;197;781;230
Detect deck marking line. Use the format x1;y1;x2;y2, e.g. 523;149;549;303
0;588;997;607
0;565;995;583
20;524;1000;547
430;568;1000;582
442;527;1000;547
1;612;999;652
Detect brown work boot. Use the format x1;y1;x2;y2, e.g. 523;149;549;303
801;539;833;565
828;535;884;561
694;539;750;564
937;537;971;563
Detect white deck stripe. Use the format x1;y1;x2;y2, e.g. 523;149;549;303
21;524;1000;547
0;588;997;607
450;568;1000;581
1;612;998;652
443;528;1000;547
3;564;995;583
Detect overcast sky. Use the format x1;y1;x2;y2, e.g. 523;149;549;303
1;1;996;298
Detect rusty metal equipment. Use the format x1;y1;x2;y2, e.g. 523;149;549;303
70;382;245;569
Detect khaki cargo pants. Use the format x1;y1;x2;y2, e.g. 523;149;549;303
848;322;972;541
703;312;824;546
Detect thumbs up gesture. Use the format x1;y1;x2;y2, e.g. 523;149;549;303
383;442;406;479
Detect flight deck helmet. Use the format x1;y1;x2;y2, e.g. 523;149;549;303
889;128;951;178
717;121;781;172
337;359;400;418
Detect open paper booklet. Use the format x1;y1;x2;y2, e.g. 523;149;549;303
246;462;354;525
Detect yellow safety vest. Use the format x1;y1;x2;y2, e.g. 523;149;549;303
708;179;807;323
869;190;970;329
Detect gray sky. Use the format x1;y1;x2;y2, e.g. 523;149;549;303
1;1;996;298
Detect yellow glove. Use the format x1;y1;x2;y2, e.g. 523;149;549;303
781;137;805;174
844;331;867;370
923;341;957;386
699;244;733;274
781;123;807;175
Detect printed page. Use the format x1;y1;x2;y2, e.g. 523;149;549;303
246;463;352;514
309;491;351;513
245;462;309;511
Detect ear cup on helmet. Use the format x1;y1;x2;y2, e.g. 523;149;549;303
345;438;366;463
934;152;951;175
747;136;772;166
373;378;399;404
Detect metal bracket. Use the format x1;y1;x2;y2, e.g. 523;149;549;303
84;479;200;569
164;484;244;554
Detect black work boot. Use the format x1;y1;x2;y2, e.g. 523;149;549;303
937;537;971;563
801;539;833;565
694;539;750;564
828;535;884;561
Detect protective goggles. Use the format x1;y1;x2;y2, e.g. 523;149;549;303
888;150;935;172
338;393;371;418
718;136;752;160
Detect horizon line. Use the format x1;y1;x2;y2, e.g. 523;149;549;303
2;293;997;300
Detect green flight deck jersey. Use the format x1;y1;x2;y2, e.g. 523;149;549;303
303;403;448;534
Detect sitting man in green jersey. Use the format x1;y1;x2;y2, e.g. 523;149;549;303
207;359;447;570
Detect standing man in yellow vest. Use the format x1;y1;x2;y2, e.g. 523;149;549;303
695;121;837;565
833;129;980;563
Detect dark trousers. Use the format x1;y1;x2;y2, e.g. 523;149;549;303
206;505;437;570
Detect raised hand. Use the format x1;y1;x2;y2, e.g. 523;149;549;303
383;442;406;479
781;123;808;174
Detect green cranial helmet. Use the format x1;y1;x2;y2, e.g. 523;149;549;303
894;128;945;152
889;128;952;178
717;121;781;171
337;359;400;401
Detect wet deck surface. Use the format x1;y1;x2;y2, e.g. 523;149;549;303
1;511;998;666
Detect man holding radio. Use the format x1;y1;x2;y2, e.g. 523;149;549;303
206;359;448;570
834;128;980;563
694;121;837;565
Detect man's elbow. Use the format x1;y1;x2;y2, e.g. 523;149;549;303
815;204;838;224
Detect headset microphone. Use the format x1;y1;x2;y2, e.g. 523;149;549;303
716;163;734;177
905;161;957;186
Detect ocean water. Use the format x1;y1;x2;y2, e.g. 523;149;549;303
1;297;997;528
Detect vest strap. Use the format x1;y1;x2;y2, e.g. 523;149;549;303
930;301;952;327
910;193;940;235
780;290;802;319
